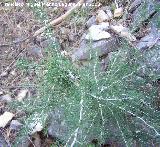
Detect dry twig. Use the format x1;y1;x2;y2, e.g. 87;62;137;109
33;0;84;37
0;0;84;77
0;0;84;47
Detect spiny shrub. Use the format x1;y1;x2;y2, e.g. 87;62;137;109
11;1;160;146
11;39;160;146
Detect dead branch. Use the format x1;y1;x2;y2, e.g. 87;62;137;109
0;0;84;77
33;0;85;37
0;0;84;47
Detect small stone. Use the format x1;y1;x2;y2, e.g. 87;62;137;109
130;0;156;32
110;24;136;41
96;10;111;23
105;9;113;19
136;33;159;50
85;31;111;41
95;22;110;31
10;70;16;76
71;37;121;62
136;15;160;51
10;120;22;130
86;15;96;28
86;22;109;33
0;132;10;147
0;94;12;102
0;112;14;128
31;122;43;134
128;0;141;13
17;89;28;101
48;108;69;141
110;24;124;33
114;7;123;18
30;45;43;58
85;24;111;41
0;91;3;95
0;71;8;77
61;50;69;57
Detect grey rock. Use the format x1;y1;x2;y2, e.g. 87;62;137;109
71;37;121;62
0;94;12;102
17;137;31;147
91;22;110;31
48;108;69;141
85;0;94;6
0;91;3;95
136;33;159;51
48;108;129;146
41;37;58;49
30;45;43;58
48;108;102;144
85;15;96;28
155;0;160;4
138;45;160;80
130;0;157;32
150;11;160;34
85;25;111;41
136;11;160;79
128;0;142;13
0;132;10;147
10;120;22;131
0;71;8;78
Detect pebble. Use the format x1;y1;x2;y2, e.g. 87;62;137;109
30;122;43;134
85;24;111;41
17;89;28;101
110;24;136;41
71;37;121;62
10;120;22;130
86;15;96;28
0;132;10;147
0;94;12;102
96;10;111;23
0;112;14;128
114;7;123;18
0;91;3;95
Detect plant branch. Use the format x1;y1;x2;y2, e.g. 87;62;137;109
33;0;85;38
65;93;84;147
0;0;84;47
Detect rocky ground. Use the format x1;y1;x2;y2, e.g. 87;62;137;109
0;0;160;146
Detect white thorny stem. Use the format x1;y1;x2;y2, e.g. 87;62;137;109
65;95;84;147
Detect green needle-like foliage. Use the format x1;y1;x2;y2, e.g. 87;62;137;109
11;39;160;146
10;1;160;146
